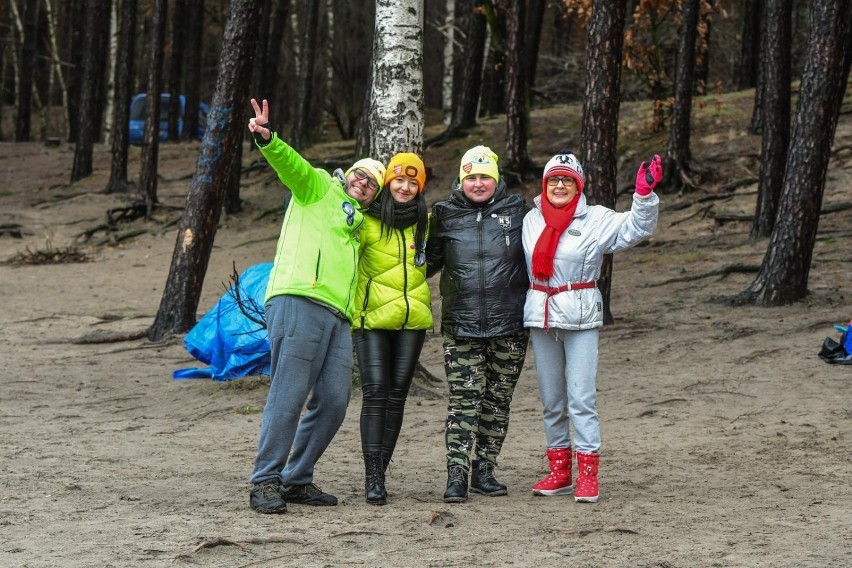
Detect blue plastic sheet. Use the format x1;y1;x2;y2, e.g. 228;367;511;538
173;263;273;381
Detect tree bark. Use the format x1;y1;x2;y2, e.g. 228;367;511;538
181;0;204;141
265;0;291;131
290;0;321;150
105;0;138;194
748;1;765;134
734;0;760;90
581;0;626;326
503;0;529;176
523;0;545;93
167;0;187;141
426;0;486;146
149;0;261;341
70;0;109;182
661;0;700;193
66;0;86;142
369;0;424;161
751;0;791;239
480;0;506;117
15;0;39;142
736;0;851;306
137;0;168;217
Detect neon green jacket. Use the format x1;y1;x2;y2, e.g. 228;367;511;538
261;134;364;322
353;214;433;330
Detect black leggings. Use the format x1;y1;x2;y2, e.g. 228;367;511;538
354;328;426;461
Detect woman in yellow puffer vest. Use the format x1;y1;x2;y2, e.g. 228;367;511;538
353;152;432;506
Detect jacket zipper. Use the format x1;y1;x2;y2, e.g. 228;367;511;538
401;230;410;328
361;278;372;328
312;251;321;287
477;209;485;334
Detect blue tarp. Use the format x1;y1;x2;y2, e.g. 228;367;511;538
173;263;273;381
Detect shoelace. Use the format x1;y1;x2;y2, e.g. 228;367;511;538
448;466;466;484
479;461;495;479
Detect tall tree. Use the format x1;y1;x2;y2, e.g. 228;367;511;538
734;0;759;89
290;0;320;150
66;0;86;142
149;0;261;341
751;0;791;239
70;0;109;182
264;0;292;132
105;0;138;194
480;0;507;117
426;0;486;146
661;0;700;193
137;0;168;217
181;0;204;141
369;0;424;161
15;0;39;142
502;0;529;176
580;0;627;326
735;0;851;306
167;0;187;141
748;1;765;133
523;0;546;94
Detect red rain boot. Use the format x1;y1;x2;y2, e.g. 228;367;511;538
574;451;599;503
532;448;572;496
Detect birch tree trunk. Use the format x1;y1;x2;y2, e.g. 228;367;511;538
441;0;455;124
369;0;424;161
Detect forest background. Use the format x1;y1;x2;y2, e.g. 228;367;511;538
1;1;852;567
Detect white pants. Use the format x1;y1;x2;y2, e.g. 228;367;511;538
529;327;600;453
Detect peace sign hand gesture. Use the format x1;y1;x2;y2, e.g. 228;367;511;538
248;98;271;142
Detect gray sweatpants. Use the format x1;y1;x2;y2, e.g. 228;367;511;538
529;327;601;453
250;295;353;486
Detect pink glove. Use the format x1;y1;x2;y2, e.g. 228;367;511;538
635;154;662;196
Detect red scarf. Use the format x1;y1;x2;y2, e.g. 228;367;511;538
531;192;580;281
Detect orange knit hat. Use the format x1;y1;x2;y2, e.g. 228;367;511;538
384;152;426;193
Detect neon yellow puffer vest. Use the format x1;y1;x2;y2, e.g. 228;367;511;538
353;215;432;330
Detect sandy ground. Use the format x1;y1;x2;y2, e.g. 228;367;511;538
1;112;851;568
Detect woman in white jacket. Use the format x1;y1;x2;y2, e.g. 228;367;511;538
522;150;661;503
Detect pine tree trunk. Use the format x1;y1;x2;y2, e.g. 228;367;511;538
66;0;86;142
480;2;506;117
265;0;291;130
738;0;851;306
369;0;424;161
167;0;187;141
503;0;528;175
15;0;39;142
748;3;766;134
181;0;204;142
148;0;261;341
70;0;109;182
137;0;168;217
735;0;760;90
523;0;545;93
581;0;626;326
662;0;700;193
105;0;138;194
751;0;791;239
291;0;320;150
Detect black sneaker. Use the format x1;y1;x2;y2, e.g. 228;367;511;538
250;480;287;514
279;482;338;506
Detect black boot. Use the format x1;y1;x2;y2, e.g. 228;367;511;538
470;459;508;496
443;465;469;503
364;453;387;505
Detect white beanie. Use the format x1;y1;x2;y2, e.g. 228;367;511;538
542;150;585;193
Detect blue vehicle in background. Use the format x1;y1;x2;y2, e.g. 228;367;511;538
128;93;210;144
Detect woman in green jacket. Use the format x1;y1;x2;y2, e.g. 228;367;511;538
353;152;432;505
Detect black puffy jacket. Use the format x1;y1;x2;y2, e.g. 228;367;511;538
426;181;530;338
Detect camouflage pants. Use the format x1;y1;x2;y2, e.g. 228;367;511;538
443;331;529;469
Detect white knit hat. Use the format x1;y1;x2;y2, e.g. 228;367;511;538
542;150;585;193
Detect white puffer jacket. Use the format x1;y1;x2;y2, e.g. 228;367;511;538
522;192;659;330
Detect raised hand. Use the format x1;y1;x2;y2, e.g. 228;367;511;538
635;154;662;196
248;98;271;142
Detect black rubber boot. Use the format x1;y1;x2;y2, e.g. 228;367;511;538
470;459;508;496
442;465;469;503
364;453;387;505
